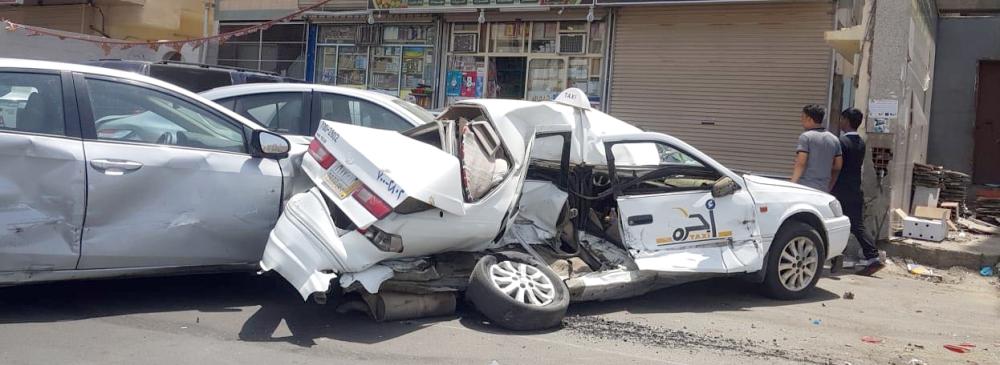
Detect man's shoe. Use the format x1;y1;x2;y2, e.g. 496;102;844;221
856;261;886;276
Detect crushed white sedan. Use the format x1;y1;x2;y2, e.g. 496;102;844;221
260;89;851;330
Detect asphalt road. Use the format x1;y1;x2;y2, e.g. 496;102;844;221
0;263;996;365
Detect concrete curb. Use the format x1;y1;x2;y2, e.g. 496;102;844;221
879;236;1000;270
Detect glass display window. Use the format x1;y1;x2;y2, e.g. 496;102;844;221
489;23;526;53
315;24;435;99
525;58;565;102
588;21;606;55
530;22;557;53
401;46;435;107
218;23;307;78
445;55;486;105
443;20;607;108
370;46;401;95
336;46;369;88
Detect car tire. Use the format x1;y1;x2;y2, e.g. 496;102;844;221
761;221;826;300
466;252;569;331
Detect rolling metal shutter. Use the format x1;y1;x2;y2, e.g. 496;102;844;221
608;2;833;176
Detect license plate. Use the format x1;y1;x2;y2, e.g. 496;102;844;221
322;162;361;199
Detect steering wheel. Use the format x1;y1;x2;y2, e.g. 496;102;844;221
156;131;175;145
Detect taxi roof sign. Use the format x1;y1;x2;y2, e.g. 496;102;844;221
554;88;591;110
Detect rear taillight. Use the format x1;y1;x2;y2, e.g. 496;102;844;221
357;225;403;253
352;185;392;219
308;138;336;169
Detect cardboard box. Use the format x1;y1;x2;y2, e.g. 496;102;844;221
914;206;951;221
912;186;940;211
903;216;947;242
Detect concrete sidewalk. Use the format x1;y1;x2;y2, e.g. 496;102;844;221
880;234;1000;270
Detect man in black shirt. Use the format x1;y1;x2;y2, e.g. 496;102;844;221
831;108;883;275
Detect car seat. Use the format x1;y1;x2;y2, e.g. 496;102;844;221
17;93;59;135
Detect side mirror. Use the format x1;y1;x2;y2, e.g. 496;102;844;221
711;176;740;198
252;130;290;159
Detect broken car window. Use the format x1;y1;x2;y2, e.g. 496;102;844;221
610;142;720;195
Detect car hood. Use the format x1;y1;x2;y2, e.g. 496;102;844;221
741;174;821;193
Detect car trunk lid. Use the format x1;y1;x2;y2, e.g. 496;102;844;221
304;120;465;228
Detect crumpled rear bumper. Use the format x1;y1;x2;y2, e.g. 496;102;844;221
260;187;395;300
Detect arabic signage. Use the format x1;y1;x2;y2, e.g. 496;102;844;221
370;0;589;10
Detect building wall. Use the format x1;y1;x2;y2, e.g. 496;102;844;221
847;0;936;238
927;16;1000;175
0;27;198;63
0;1;211;40
0;4;94;34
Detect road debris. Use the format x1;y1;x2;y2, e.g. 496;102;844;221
562;316;830;364
980;265;993;277
860;336;882;344
943;343;975;353
906;261;943;282
843;291;855;300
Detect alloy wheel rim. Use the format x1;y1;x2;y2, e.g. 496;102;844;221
777;236;819;291
488;260;555;306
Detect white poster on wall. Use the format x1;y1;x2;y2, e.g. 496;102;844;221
869;99;898;133
869;99;899;118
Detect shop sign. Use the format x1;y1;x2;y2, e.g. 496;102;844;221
370;0;591;10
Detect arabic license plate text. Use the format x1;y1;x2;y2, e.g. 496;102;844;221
322;162;361;199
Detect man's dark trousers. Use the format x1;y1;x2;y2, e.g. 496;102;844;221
836;192;878;260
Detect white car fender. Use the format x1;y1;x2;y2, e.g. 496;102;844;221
765;203;829;248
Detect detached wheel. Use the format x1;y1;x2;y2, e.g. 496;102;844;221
466;252;569;331
761;222;826;300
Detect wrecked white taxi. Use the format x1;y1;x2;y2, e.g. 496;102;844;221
261;89;850;330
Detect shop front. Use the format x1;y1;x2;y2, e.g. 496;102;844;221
366;0;610;110
440;18;607;108
310;20;439;108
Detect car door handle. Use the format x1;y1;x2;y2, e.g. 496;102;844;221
628;214;653;226
90;159;143;174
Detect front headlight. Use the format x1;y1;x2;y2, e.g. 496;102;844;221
828;199;843;217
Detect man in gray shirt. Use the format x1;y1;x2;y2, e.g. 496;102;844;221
790;104;843;191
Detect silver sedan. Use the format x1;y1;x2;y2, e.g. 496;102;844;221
0;58;292;285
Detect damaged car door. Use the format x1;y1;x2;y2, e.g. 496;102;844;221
0;69;84;272
605;133;763;274
75;75;284;269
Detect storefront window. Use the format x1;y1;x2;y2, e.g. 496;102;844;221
589;21;606;55
526;59;565;101
445;55;486;105
218;23;306;78
314;24;435;106
445;19;607;109
336;46;368;88
530;22;557;53
370;46;400;95
489;23;526;53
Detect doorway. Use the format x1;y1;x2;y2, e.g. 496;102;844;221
974;61;1000;184
492;57;526;99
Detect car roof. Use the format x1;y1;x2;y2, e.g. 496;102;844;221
0;58;267;130
200;82;402;103
90;59;284;76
